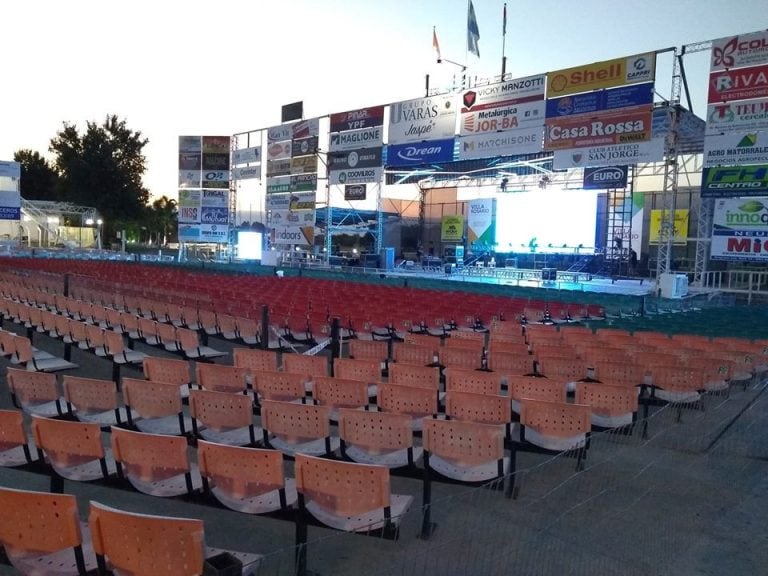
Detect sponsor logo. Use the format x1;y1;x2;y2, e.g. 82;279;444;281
547;53;655;97
329;127;383;150
545;108;651;150
712;32;768;70
708;64;768;103
583;166;628;189
387;139;454;166
463;91;477;109
330;105;385;131
344;184;366;201
702;165;768;197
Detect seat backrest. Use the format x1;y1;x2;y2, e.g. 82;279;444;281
198;440;284;497
189;389;253;430
89;501;205;576
508;375;568;403
440;347;482;370
333;357;381;383
444;367;502;395
0;409;27;448
387;363;439;390
155;322;178;345
377;383;437;418
649;365;706;392
349;339;389;362
283;354;328;380
122;378;182;418
422;418;504;465
536;356;588;381
103;330;128;357
575;382;639;416
445;391;511;426
486;350;534;375
260;400;330;439
233;348;278;372
110;426;190;478
254;370;307;402
143;356;191;386
6;367;58;403
195;363;248;394
313;376;369;410
176;328;201;351
338;409;413;451
520;399;592;437
393;343;435;366
63;375;118;412
294;453;390;518
0;487;83;555
592;360;646;386
31;415;105;461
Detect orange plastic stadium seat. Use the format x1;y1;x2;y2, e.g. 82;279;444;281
377;383;439;431
6;367;64;417
254;370;308;403
445;390;513;439
338;408;422;468
233;347;279;373
121;377;189;436
197;440;297;514
444;367;503;396
142;356;192;397
260;400;338;457
508;375;568;414
440;346;483;370
62;375;125;426
89;501;262;575
0;487;97;574
0;409;34;467
110;426;201;497
519;399;591;454
575;382;639;429
313;376;370;419
189;389;258;446
392;343;437;367
195;362;249;395
387;363;440;390
31;415;115;484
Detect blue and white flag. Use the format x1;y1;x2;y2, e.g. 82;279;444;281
467;0;480;57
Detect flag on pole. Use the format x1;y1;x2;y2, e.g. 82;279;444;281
503;3;507;36
467;0;481;57
433;27;442;61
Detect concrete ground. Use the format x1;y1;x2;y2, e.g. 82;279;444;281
0;321;766;576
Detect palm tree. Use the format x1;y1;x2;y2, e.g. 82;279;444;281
148;196;177;246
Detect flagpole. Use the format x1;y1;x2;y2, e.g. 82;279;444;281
501;2;507;78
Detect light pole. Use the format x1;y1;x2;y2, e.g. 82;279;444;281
96;219;103;250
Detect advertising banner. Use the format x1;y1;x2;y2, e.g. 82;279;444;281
702;165;768;197
467;199;496;248
440;215;464;242
270;209;316;227
292;119;320;139
270;225;315;246
545;105;652;150
344;184;367;201
545;83;653;119
703;131;768;167
201;207;228;224
178;205;200;224
201;153;229;171
553;138;664;169
386;138;454;167
291;174;317;192
178;224;201;242
178;189;201;207
711;30;768;72
179;171;201;188
388;95;456;144
202;189;228;207
706;97;768;135
267;159;291;177
266;176;291;194
232;147;261;165
199;223;229;243
712;197;768;261
179;136;201;153
232;166;261;180
649;209;689;245
329;126;384;151
329;148;382;171
179;153;201;170
461;74;545;111
330;105;385;132
0;161;21;221
460;99;543;135
266;191;316;211
547;52;656;98
202;136;230;153
329;166;383;185
583;166;629;189
458;127;543;160
708;64;768;103
291;136;318;157
290;155;318;175
267;123;295;144
266;141;292;161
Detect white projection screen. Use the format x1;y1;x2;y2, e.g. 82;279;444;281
494;189;599;254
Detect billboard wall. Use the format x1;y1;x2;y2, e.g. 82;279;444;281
711;196;768;261
0;160;21;221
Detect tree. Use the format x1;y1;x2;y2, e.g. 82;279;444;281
13;149;59;201
49;115;150;242
146;195;177;246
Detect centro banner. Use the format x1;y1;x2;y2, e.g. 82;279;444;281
467;199;496;249
712;197;768;261
440;215;464;242
701;165;768;197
